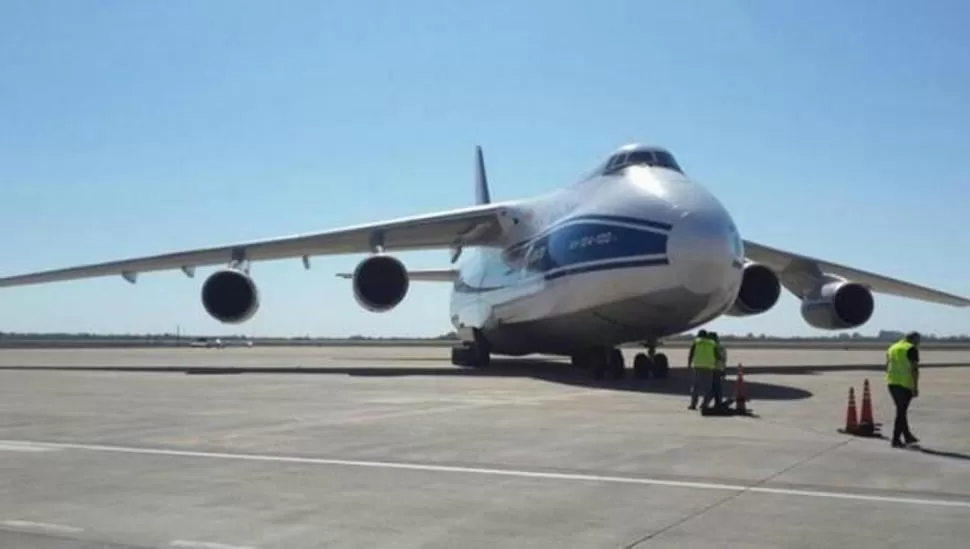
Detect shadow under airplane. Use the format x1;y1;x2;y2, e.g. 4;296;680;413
0;357;814;401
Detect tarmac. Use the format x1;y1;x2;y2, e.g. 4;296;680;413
0;346;968;548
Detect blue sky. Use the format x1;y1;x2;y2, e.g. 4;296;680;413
1;0;968;337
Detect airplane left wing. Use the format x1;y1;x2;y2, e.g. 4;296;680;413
744;239;970;307
0;203;511;288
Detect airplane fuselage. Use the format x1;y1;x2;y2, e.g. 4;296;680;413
450;163;745;356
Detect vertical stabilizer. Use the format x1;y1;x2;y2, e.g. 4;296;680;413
475;145;491;205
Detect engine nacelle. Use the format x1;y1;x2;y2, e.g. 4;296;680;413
201;268;260;324
724;262;782;317
800;280;874;330
352;255;410;312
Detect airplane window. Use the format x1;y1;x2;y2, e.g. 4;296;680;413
600;154;626;176
653;150;683;172
625;150;680;172
626;150;657;167
595;148;683;177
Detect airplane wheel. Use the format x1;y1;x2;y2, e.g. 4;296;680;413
450;346;471;366
607;349;625;380
633;353;652;379
476;346;491;367
651;353;670;379
587;351;607;380
451;344;490;367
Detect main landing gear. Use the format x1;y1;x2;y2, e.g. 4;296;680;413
633;342;669;380
570;347;625;380
451;341;490;367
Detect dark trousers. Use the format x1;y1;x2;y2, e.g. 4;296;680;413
690;369;715;409
888;384;916;444
712;370;723;405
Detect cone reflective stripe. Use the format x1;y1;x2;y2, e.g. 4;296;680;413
844;387;859;432
860;378;874;427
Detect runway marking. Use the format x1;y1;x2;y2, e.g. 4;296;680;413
171;540;257;549
1;520;83;534
0;442;59;452
3;439;969;509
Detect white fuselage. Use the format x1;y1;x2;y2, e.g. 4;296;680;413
449;165;745;356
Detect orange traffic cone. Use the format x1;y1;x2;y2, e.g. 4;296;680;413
860;379;874;426
734;363;748;415
841;387;858;434
857;378;880;437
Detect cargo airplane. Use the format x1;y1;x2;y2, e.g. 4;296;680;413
2;144;968;379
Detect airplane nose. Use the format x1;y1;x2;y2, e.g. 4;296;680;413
667;209;741;294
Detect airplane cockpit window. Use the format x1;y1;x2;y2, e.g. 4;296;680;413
599;147;683;176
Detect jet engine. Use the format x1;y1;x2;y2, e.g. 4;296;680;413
352;255;410;312
800;279;874;330
724;262;782;316
201;268;260;324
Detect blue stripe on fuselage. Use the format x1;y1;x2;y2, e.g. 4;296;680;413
544;256;669;281
514;221;667;273
453;255;669;294
454;219;672;294
508;214;672;253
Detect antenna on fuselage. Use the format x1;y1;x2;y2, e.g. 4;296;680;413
475;145;491;205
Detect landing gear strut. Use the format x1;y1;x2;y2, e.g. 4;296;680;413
570;347;625;380
633;341;669;380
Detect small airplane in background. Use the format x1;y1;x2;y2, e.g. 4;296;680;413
2;144;968;379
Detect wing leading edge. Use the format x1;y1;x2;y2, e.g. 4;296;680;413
0;203;511;288
744;240;970;307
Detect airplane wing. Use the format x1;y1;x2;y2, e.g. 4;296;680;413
0;203;510;288
336;269;458;282
744;240;970;307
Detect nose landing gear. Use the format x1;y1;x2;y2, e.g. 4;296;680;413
633;341;669;380
571;347;625;380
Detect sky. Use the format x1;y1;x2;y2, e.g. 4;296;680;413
1;0;969;338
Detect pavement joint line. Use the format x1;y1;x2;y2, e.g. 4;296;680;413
1;520;84;534
622;434;854;548
4;438;970;509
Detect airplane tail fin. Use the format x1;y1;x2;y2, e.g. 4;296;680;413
475;145;491;205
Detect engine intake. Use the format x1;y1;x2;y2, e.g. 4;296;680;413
800;280;874;330
724;262;781;316
201;268;260;324
352;255;410;312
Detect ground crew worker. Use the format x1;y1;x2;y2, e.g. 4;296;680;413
886;331;921;448
688;330;718;410
711;332;726;407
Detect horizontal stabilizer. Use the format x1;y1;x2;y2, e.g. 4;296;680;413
336;269;457;282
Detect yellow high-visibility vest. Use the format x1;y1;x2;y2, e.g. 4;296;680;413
885;339;915;390
691;338;717;369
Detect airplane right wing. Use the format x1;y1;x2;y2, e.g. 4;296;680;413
744;239;970;307
336;269;457;282
0;202;514;288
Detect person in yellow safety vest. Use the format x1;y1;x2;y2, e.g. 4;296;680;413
710;331;726;406
886;331;921;448
688;330;718;410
